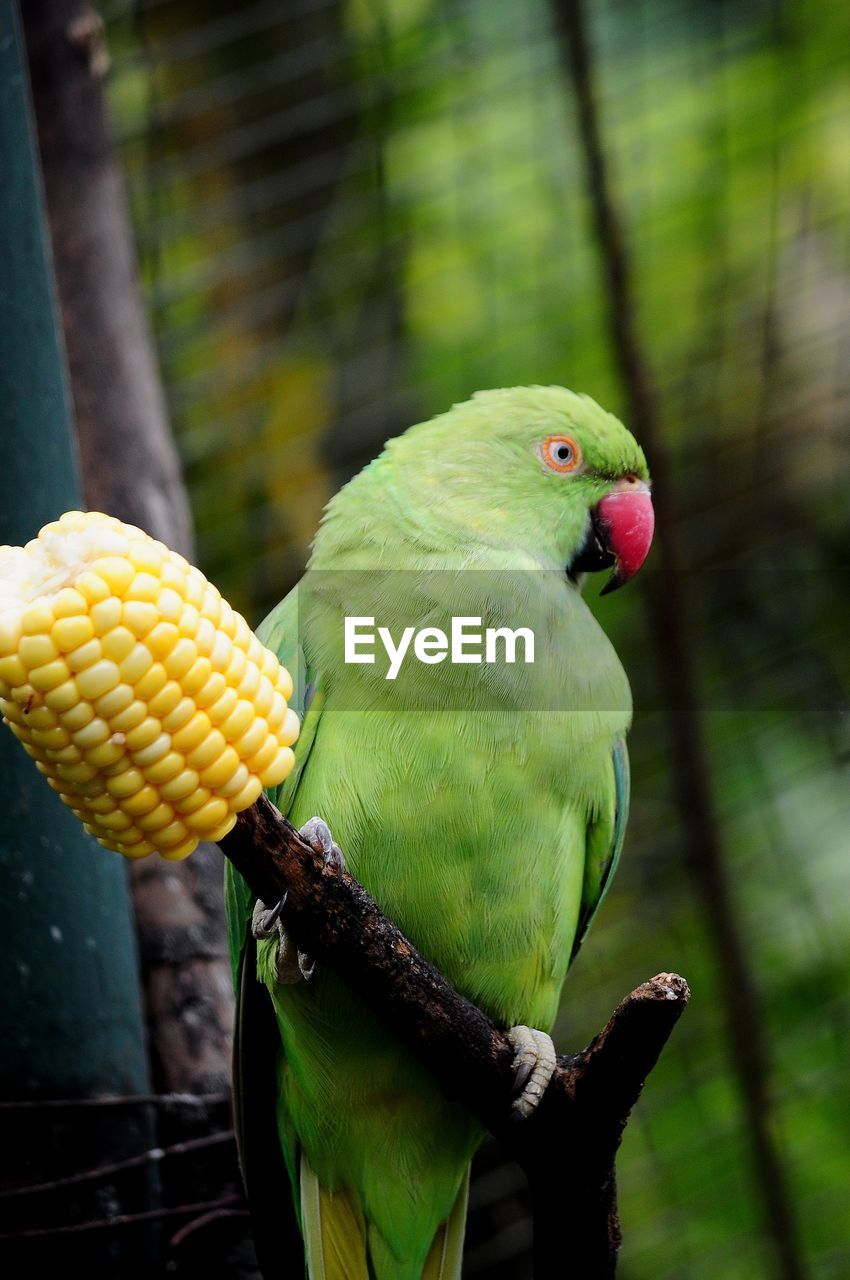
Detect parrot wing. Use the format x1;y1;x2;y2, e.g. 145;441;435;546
571;737;630;961
225;583;324;1274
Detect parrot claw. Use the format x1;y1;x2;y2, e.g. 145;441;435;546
299;816;346;873
506;1025;557;1120
251;892;287;938
251;896;303;985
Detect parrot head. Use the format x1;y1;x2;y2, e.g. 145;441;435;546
370;385;654;593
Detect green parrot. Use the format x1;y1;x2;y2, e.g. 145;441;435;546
225;386;653;1279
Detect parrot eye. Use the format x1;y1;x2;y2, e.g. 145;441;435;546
540;435;581;474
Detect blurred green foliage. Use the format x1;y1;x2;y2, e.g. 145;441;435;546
103;0;850;1275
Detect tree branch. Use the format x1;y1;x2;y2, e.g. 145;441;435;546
220;797;689;1277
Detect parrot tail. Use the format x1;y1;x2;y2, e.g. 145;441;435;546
300;1155;469;1280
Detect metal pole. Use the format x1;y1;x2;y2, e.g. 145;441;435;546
0;0;150;1102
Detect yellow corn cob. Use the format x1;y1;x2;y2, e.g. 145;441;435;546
0;511;299;861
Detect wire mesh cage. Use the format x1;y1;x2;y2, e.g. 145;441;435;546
94;0;850;1275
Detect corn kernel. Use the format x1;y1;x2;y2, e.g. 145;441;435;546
184;796;229;831
197;675;229;713
101;626;135;663
76;571;110;604
194;618;216;656
61;702;95;732
0;655;27;685
51;587;88;618
90;597;123;634
72;718;111;750
94;683;134;718
163;638;197;680
160;697;195;734
19;633;58;668
160;835;200;862
84;741;127;769
96;808;134;832
123;601;158;637
182;657;212;696
127;541;163;575
146;621;180;660
67;639;102;672
276;668;294;700
247;737;278;777
26;706;57;730
125;572;161;604
52;615;94;651
119;642;153;683
0;616;23;657
131;733;172;768
122;839;156;860
123;785;160;817
206;813;237;843
123;717;161;751
225;648;248;686
32;726;70;751
178;786;212;814
171;711;211;754
134;663;167;700
136;802;174;833
157;588;183;623
186;729;226;772
234;718;268;760
220;698;255;742
109;700;147;732
200;746;240;790
237;663;260;701
218;762;250;798
76;660;121;701
148;679;182;718
92;556;135;595
29;659;71;693
21;601;55;635
160;564;186;594
253;676;274;718
159;768;199;801
155;820;191;849
58;760;98;784
179;604;200;638
230;775;263;810
280;708;300;747
143;752;185;783
87;792;118;814
268;692;288;728
105;767;145;798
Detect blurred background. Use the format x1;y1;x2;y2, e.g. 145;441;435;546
1;0;848;1276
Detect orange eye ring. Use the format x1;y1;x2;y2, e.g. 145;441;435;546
540;435;581;474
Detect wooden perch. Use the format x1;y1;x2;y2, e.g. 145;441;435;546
219;796;689;1278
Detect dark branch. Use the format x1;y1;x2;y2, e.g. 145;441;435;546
220;796;689;1277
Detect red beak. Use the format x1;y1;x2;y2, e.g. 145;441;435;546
595;481;654;594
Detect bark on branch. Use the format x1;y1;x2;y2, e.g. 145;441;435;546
220;796;689;1277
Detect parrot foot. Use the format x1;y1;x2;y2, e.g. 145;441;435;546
251;896;303;984
506;1025;557;1120
299;816;346;873
250;817;346;985
288;817;347;981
